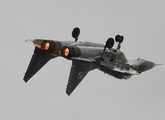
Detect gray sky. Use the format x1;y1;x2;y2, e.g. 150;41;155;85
0;0;165;120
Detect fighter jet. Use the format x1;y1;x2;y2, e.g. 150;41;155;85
24;27;159;95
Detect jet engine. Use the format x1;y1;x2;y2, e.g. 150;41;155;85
33;40;62;51
61;46;81;58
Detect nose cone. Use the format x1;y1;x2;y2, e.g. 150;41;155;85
138;61;156;73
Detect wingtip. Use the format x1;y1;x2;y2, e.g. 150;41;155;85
23;75;30;83
23;78;29;83
66;91;71;96
66;93;71;96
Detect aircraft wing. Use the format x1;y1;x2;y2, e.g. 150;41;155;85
23;47;56;82
66;59;98;95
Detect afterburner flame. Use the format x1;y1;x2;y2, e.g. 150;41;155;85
44;42;50;50
64;47;70;57
41;41;50;50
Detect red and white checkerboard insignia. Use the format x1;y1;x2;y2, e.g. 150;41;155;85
77;72;83;79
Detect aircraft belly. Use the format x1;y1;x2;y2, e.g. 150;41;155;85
99;67;132;79
78;46;102;59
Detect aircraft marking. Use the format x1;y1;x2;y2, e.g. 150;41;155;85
77;72;83;79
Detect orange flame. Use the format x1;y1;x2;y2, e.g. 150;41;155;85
63;47;70;57
41;41;50;50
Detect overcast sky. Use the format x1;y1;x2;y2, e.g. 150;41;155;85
0;0;165;120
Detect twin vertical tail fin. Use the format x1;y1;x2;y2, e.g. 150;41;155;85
23;47;56;82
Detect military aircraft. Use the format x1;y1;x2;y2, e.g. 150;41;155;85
24;27;159;95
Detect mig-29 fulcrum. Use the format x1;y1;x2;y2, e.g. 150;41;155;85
24;27;160;95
